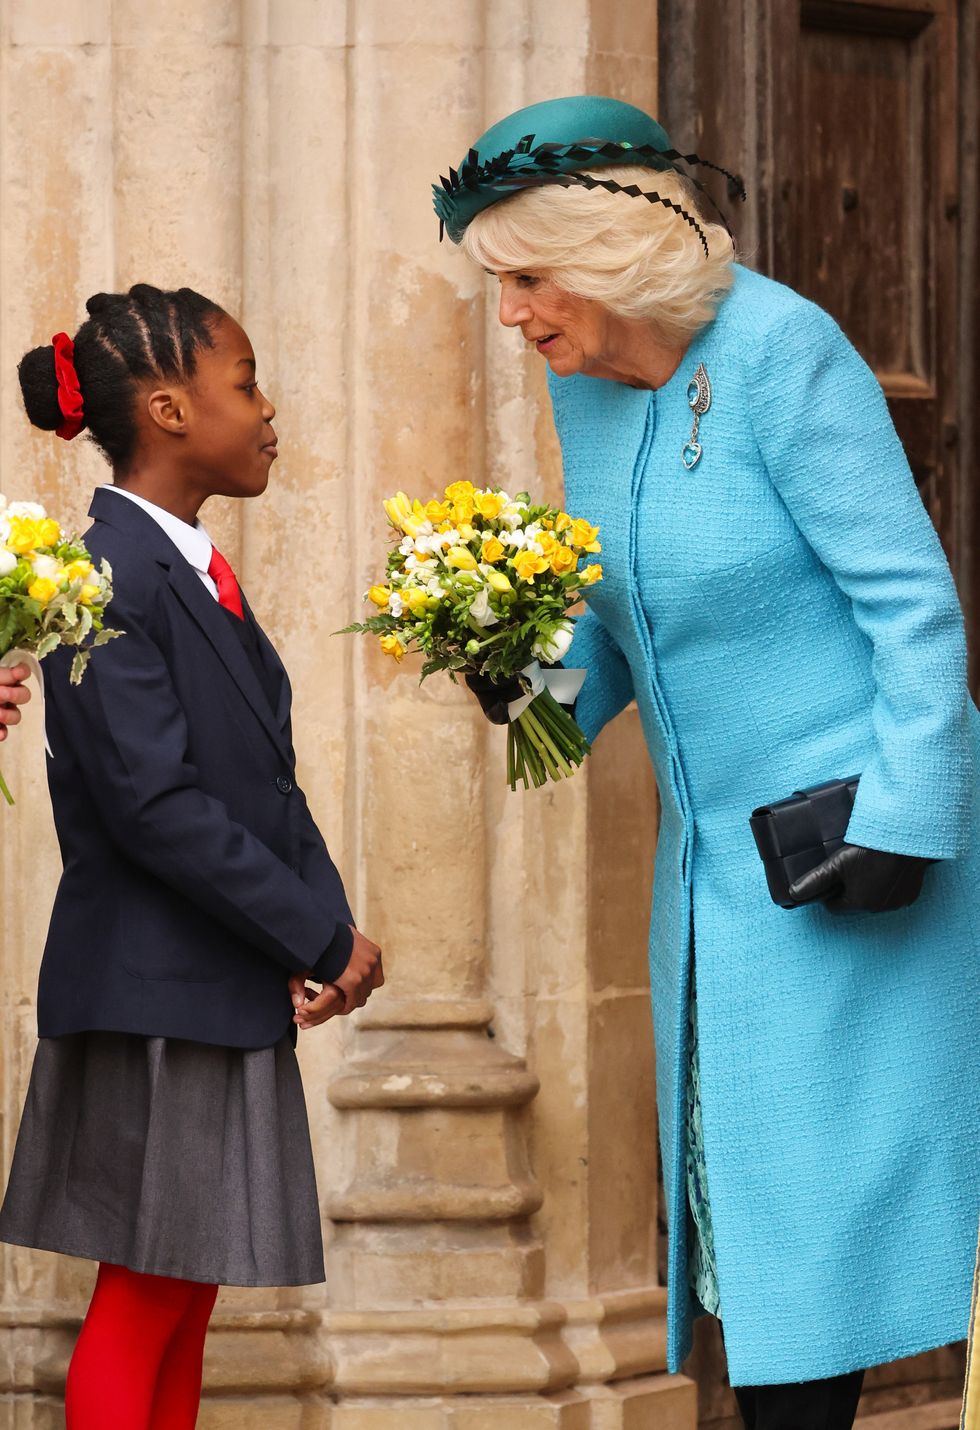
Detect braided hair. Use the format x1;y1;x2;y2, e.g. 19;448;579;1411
17;284;225;470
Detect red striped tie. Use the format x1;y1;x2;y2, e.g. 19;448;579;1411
207;546;244;620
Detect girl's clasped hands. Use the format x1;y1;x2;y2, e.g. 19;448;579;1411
289;927;385;1030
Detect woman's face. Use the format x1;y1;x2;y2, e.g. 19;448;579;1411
491;270;611;377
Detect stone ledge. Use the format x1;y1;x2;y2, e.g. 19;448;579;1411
326;1176;544;1222
329;1063;539;1108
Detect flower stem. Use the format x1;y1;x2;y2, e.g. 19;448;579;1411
518;712;562;782
522;704;573;778
0;767;14;807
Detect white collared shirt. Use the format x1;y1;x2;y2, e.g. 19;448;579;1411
103;484;218;600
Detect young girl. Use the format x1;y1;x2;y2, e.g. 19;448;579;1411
0;284;384;1429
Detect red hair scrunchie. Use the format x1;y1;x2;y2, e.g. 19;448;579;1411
52;332;85;441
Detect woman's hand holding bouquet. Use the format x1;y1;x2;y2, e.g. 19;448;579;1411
341;480;602;790
0;495;121;805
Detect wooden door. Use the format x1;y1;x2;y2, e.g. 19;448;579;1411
658;0;978;1424
660;0;979;684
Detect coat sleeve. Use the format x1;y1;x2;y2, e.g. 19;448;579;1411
745;300;973;859
566;605;636;744
46;583;353;975
294;789;356;982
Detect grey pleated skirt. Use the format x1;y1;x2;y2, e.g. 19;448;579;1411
0;1031;324;1287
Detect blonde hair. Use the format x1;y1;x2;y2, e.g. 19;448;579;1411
462;165;735;346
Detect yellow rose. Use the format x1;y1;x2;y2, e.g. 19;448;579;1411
569;518;600;550
37;518;61;548
579;563;603;586
555;512;572;533
536;532;559;558
7;517;40;555
79;583;101;605
425;500;451;523
550;545;577;575
368;585;391;608
403;587;429;615
512;551;550;583
66;558;94;583
481;536;505;564
28;576;58;604
473;491;504;521
444;480;476;505
379;634;405;661
485;569;513;594
452;501;475;526
446;546;478;571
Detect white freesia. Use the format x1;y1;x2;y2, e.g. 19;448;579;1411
389;594;405;618
30;554;64;582
469;587;499;629
502;530;527;550
499;505;526;530
6;501;46;520
0;549;17;577
532;620;574;663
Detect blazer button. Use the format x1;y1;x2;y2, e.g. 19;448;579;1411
276;775;293;795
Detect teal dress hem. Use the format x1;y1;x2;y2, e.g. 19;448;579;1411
686;985;721;1317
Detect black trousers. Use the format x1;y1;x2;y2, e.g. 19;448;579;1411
732;1370;864;1429
720;1322;865;1430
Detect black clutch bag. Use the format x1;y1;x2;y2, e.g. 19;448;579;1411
749;776;860;908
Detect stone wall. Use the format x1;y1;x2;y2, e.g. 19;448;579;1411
0;2;694;1424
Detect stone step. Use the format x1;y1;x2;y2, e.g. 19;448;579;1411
856;1395;962;1429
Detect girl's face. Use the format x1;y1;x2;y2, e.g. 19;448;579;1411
174;316;278;499
491;270;611;377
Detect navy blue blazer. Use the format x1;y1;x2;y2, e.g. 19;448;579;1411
37;488;354;1049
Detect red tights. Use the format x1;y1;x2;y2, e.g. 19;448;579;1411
65;1263;219;1430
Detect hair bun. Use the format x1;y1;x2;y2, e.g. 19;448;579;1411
17;345;64;432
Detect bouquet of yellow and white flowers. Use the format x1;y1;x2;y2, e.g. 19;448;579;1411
0;495;121;805
341;480;603;790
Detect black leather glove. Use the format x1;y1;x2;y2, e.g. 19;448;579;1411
787;842;932;914
465;671;526;726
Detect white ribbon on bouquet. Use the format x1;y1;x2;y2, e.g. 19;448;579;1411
0;648;52;755
506;660;587;722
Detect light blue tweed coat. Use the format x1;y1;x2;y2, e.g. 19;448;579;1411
552;264;980;1386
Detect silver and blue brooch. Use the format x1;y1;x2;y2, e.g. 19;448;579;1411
682;363;711;470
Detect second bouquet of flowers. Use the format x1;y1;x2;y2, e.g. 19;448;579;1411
0;495;121;806
341;480;603;790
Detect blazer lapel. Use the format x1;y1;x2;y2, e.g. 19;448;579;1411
166;561;293;761
242;594;292;732
89;488;294;759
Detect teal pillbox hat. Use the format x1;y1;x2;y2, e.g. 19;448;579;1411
432;94;743;251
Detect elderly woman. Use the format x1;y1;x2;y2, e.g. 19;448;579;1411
435;96;980;1430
